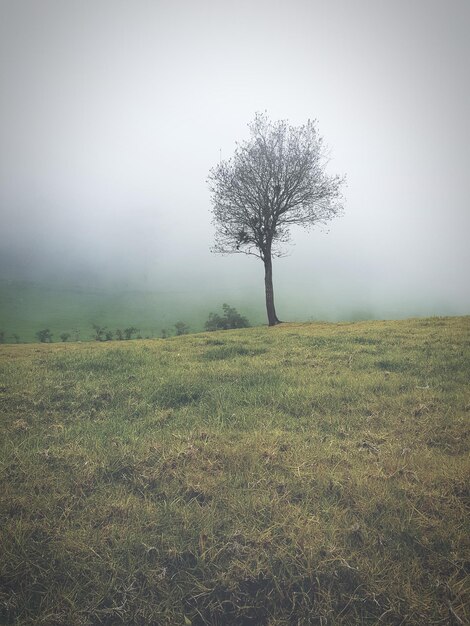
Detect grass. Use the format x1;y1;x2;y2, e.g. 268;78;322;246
0;280;263;342
0;316;469;625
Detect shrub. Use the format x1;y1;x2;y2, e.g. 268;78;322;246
60;332;71;342
175;321;189;336
36;329;53;343
205;312;227;331
205;304;250;331
124;327;138;340
92;324;106;341
92;325;114;341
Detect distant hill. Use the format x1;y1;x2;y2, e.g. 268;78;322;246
0;280;263;342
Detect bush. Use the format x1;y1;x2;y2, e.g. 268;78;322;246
36;329;53;343
205;304;250;331
175;322;189;336
92;324;105;341
60;332;71;343
205;312;226;332
124;327;138;340
92;325;114;341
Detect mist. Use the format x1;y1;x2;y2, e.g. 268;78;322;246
1;0;469;322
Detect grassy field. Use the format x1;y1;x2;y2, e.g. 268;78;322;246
0;316;469;625
0;280;264;342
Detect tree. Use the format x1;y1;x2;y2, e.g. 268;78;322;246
205;312;226;332
92;324;106;342
222;303;250;329
174;321;189;336
124;327;138;340
36;329;53;343
60;332;70;342
92;325;113;341
12;333;20;344
208;113;345;326
205;304;250;331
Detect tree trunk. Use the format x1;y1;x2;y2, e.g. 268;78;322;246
264;254;281;326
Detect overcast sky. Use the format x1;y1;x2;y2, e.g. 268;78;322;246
0;0;469;319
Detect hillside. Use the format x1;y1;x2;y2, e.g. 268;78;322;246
0;317;469;624
0;280;263;342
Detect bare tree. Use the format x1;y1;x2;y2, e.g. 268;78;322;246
208;113;345;326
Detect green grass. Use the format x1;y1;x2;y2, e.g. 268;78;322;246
0;317;469;625
0;280;263;342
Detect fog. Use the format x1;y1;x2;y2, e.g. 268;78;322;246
1;0;469;321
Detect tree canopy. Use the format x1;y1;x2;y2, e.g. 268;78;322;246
208;113;345;325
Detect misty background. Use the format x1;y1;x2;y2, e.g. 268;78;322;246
1;0;469;325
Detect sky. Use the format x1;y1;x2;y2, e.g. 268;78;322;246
0;0;469;320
